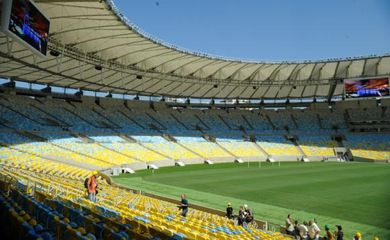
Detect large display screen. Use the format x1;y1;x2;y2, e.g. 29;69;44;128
1;0;50;56
344;77;389;98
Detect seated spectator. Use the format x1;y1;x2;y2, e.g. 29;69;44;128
285;214;295;235
323;224;334;240
309;219;321;240
226;203;234;219
334;225;343;240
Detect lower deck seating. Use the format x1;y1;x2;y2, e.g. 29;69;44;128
0;159;291;240
0;148;90;180
178;141;232;159
344;134;390;161
219;141;266;158
143;141;199;160
257;136;300;156
299;135;336;157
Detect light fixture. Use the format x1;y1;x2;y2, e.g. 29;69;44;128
41;85;51;93
75;89;83;97
2;80;15;88
49;50;60;57
95;65;102;71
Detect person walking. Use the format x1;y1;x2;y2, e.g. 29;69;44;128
87;171;98;202
178;194;189;217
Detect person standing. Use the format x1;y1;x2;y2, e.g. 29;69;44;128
285;214;295;235
323;224;334;240
179;194;189;217
243;204;254;224
334;225;343;240
309;219;321;240
237;206;245;226
298;221;309;240
353;232;362;240
226;203;234;219
87;171;98;202
294;220;300;238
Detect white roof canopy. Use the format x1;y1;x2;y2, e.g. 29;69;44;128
0;0;389;99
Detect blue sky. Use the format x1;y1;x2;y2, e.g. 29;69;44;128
114;0;390;61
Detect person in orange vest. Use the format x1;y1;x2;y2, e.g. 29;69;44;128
87;171;98;202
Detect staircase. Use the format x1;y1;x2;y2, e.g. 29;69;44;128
63;106;100;128
215;142;238;158
194;114;210;130
136;141;172;160
18;131;47;142
293;140;306;157
145;112;167;130
118;111;145;129
241;115;255;130
291;115;298;129
170;113;189;130
316;114;323;129
253;142;270;158
92;108;121;129
265;114;276;130
118;134;137;143
162;134;177;142
71;133;94;143
30;103;70;127
218;115;232;130
344;110;352;130
175;142;206;160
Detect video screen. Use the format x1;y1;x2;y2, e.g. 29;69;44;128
7;0;50;56
344;77;389;98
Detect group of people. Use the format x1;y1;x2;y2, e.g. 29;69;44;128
82;178;379;240
285;214;343;240
285;214;379;240
226;203;254;226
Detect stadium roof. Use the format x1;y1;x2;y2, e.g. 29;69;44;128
0;0;389;99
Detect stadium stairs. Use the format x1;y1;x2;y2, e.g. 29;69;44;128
251;139;271;159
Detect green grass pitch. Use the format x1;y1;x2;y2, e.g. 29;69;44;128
112;162;390;239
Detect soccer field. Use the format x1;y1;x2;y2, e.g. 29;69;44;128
112;162;390;239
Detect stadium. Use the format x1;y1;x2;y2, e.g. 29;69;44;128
0;0;389;239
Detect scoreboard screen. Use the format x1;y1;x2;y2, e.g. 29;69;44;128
1;0;50;56
344;77;389;99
